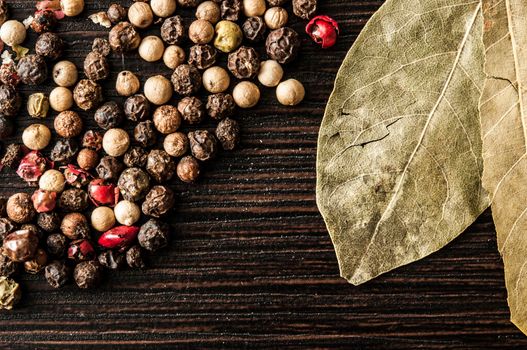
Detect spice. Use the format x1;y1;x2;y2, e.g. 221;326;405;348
146;149;176;183
305;15;339;49
292;0;316;20
49;87;74;112
46;234;68;258
0;255;19;278
221;0;242;21
228;46;260;79
242;16;266;42
0;84;21;116
118;168;151;202
188;130;219;161
160;15;186;45
32;189;57;213
50;138;79;163
37;212;60;232
35;32;64;60
109;21;141;53
178;96;205;125
73;79;103;110
27;93;49;119
203;66;230;93
116;71;140;97
98;226;140;249
266;28;300;64
196;1;221;24
171;64;202;96
22;124;51;151
243;0;266;17
138;36;164;63
84;51;109;81
24;248;47;274
0;20;26;46
60;0;85;17
96;156;124;182
151;0;177;17
54;110;83;138
68;239;95;263
264;6;288;29
60;212;89;240
214;20;242;53
142;185;175;218
20;224;43;241
144;75;173;105
39;169;66;193
88;179;119;207
44;260;70;288
6;193;36;224
30;10;55;33
164;132;189;157
258;60;283;87
0;61;20;86
0;116;13;139
138;219;170;252
124;94;150;122
63;164;91;188
153;105;181;134
95;101;124;130
126;245;145;268
98;250;125;269
92;37;111;56
77;148;99;170
0;144;21;169
102;128;130;157
232;81;260;108
188;44;217;70
163;45;186;69
128;2;153;29
16;151;48;183
17;54;48;85
134;120;158;147
0;0;6;26
189;19;215;44
2;229;39;262
59;188;89;212
114;200;141;226
107;3;127;24
276;78;305;105
0;277;21;310
124;147;148;168
52;60;78;87
0;218;14;242
216;117;240;150
91;206;116;232
177;156;200;183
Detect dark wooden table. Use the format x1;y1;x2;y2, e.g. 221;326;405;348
0;0;524;349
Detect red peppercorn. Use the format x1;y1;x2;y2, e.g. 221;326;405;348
98;226;140;249
31;189;57;213
88;179;119;207
16;151;49;183
305;15;339;49
68;239;95;262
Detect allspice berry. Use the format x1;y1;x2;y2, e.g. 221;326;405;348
128;2;154;29
116;71;140;97
243;0;266;17
77;148;99;170
22;124;51;150
164;132;189;157
39;170;65;192
114;200;141;226
49;87;74;112
276;79;305;106
7;193;36;224
264;6;288;29
53;60;78;87
60;0;85;17
151;0;177;17
144;75;173;105
139;36;165;62
177;156;200;183
214;20;243;53
0;20;26;46
189;19;215;44
91;206;115;232
153;105;181;134
258;60;283;87
163;45;186;69
196;1;221;24
233;81;260;108
54;110;83;138
202;66;230;93
103;128;130;157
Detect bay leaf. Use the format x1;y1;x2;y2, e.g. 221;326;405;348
479;0;527;335
316;0;489;285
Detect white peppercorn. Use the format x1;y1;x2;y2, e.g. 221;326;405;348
103;128;130;157
22;124;51;151
233;81;260;108
39;170;65;193
114;200;141;226
144;75;173;105
138;36;165;62
0;20;26;46
163;45;186;69
189;19;215;44
258;60;283;87
116;71;140;97
196;1;221;23
60;0;85;17
276;78;305;106
52;61;78;87
244;0;266;16
151;0;177;17
91;206;115;232
49;87;74;112
264;6;288;29
128;2;154;29
202;66;230;93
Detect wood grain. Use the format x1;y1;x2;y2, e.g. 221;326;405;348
0;0;523;349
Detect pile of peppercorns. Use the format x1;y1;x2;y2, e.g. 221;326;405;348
0;0;335;309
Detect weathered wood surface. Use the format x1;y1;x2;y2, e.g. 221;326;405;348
0;0;523;349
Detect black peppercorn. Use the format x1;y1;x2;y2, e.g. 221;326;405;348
188;130;219;161
124;94;150;122
84;51;109;81
0;218;15;242
266;27;301;64
59;188;89;212
228;46;260;79
146;150;176;183
92;37;111;57
134;120;158;148
98;250;125;270
126;245;145;268
73;79;103;111
17;55;48;85
118;168;151;202
216;117;240;150
45;260;71;288
96;156;125;182
178;96;205;124
123;146;148;168
188;44;217;70
1;144;22;169
109;21;141;53
177;156;200;183
20;224;43;241
142;186;175;218
46;234;68;258
50;138;79;163
0;62;20;86
0;116;14;139
0;255;19;277
82;130;103;151
171;64;202;96
292;0;316;20
107;3;127;24
206;93;235;120
37;212;61;233
0;84;21;117
94;101;124;130
138;219;170;252
221;0;242;21
242;16;267;42
161;15;186;45
31;9;57;33
35;32;64;60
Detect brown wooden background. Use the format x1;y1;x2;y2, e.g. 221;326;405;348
0;0;524;349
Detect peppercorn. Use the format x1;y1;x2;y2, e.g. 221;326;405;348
151;0;177;17
126;245;145;268
178;96;205;125
61;0;85;17
98;250;125;269
214;20;243;53
144;75;173;105
1;144;21;169
128;2;153;29
228;46;260;79
266;27;300;64
0;84;21;117
196;1;221;23
2;229;39;262
0;61;20;86
163;45;186;70
146;150;176;183
27;93;49;119
276;78;305;105
52;60;78;87
244;0;266;17
138;36;164;63
134;121;158;148
178;0;201;8
0;20;26;47
124;94;150;122
6;193;35;224
49;87;74;112
35;32;63;60
96;156;124;182
50;138;79;163
171;64;202;96
258;59;283;87
116;71;140;97
221;0;242;21
39;169;66;193
46;234;68;258
54;110;83;138
16;151;48;183
84;51;109;81
138;219;170;252
59;188;89;212
0;0;6;27
22;124;51;151
91;206;115;232
189;19;215;44
118;168;151;202
92;37;111;57
95;101;124;130
109;21;141;53
114;200;141;226
203;66;230;93
242;16;266;42
0;255;18;278
233;81;260;108
107;3;127;24
188;130;219;161
0;277;21;310
293;0;316;19
24;248;47;274
68;239;95;262
206;93;235;120
17;55;47;86
188;44;217;70
77;148;99;170
164;132;189;157
161;15;186;45
74;79;103;110
142;185;175;218
45;260;71;288
59;213;89;240
37;212;60;232
153;105;182;135
0;218;14;242
0;116;13;139
216;117;240;150
103;128;130;157
264;6;288;29
123;147;148;168
31;189;57;213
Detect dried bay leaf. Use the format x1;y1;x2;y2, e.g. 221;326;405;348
479;0;527;335
316;0;489;285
